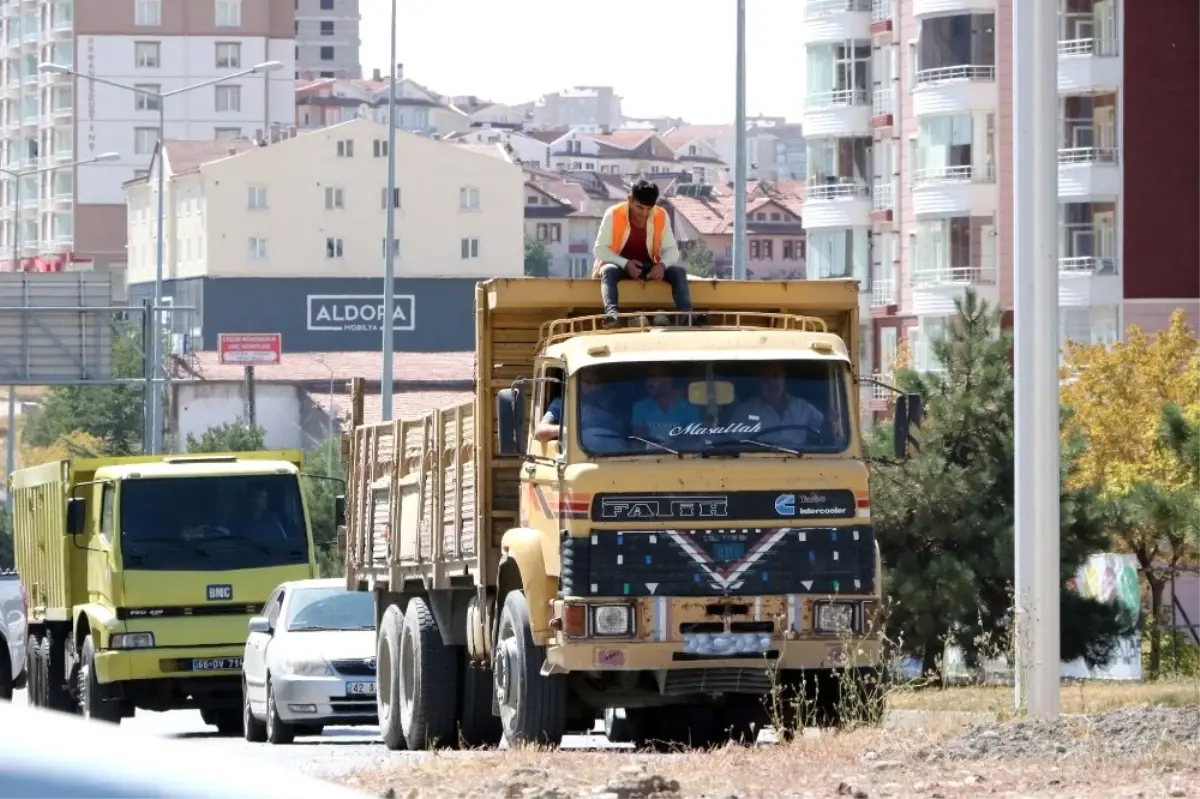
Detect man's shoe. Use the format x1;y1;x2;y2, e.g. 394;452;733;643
602;313;621;329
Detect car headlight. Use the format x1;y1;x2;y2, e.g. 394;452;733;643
111;632;155;649
281;658;333;676
814;602;856;634
591;605;633;637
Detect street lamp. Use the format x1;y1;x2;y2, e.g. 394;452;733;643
38;60;284;454
380;0;399;421
732;0;748;280
3;151;120;507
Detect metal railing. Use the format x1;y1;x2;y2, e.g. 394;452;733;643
911;266;998;286
871;278;895;307
872;181;894;211
913;65;996;86
872;373;894;401
806;0;870;18
912;163;995;185
805;88;870;109
806;181;871;201
1057;146;1118;165
1059;256;1118;275
872;87;894;116
1057;38;1119;58
871;0;893;23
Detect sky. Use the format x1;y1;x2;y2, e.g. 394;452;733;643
360;0;807;124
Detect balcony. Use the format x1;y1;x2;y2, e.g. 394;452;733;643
871;181;894;222
51;104;71;120
802;88;872;137
913;0;997;17
911;265;999;315
52;191;72;208
803;180;872;228
912;164;996;217
870;0;892;34
871;88;894;127
53;147;73;163
51;233;72;251
1058;37;1120;93
912;65;997;117
870;278;896;309
1057;147;1119;199
21;72;36;87
803;0;871;42
1058;255;1120;308
871;373;894;403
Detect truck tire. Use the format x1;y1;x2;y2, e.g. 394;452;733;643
209;709;243;736
493;590;566;747
397;597;459;750
25;635;40;706
243;680;267;742
0;645;12;701
41;633;74;713
458;654;502;748
376;604;407;751
604;708;635;743
77;635;121;724
264;678;295;745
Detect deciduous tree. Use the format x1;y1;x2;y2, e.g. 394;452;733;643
523;235;551;278
185;420;266;453
682;238;715;278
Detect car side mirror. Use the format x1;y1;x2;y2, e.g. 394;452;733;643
496;385;526;457
893;393;924;461
66;497;86;536
334;494;346;526
248;616;272;635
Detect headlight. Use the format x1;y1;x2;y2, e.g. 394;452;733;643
281;658;333;676
591;605;633;637
111;632;155;649
815;603;856;634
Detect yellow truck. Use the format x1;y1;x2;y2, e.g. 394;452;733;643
341;277;922;750
11;451;320;731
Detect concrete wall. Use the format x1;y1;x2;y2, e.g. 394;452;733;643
171;380;335;451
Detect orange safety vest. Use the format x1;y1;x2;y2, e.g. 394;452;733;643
592;202;666;277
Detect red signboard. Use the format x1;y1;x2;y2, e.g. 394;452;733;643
218;333;282;365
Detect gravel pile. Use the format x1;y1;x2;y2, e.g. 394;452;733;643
921;706;1200;762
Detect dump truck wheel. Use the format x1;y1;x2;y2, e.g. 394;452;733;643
397;597;459;750
25;635;40;706
603;708;637;743
376;604;407;751
457;652;502;748
243;680;267;742
41;633;74;713
0;644;12;701
78;635;121;724
493;590;566;747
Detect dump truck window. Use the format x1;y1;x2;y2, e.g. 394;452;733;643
100;484;115;542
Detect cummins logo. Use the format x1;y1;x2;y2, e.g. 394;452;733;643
307;294;416;332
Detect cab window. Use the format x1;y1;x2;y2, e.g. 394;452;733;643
99;484;115;544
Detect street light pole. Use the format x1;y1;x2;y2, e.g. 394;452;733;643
731;0;748;280
1012;0;1060;719
39;61;284;454
380;0;399;422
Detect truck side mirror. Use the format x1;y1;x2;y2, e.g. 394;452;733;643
496;386;526;457
893;393;924;461
334;495;346;526
66;497;85;536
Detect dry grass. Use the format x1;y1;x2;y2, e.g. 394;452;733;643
887;678;1200;717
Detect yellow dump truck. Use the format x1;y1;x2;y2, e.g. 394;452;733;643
11;452;320;731
341;277;922;750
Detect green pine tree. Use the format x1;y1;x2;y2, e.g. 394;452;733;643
869;289;1135;677
300;438;346;578
185;419;266;453
683;239;715;278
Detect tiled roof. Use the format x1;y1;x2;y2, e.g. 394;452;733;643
669;196;802;236
662;124;735;149
164;139;259;175
526;174;613;218
524;128;570;144
174;351;474;383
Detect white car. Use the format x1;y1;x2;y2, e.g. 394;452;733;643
0;569;28;701
241;578;377;744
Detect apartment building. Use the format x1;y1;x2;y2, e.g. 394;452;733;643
530;86;622;132
294;0;360;79
524;170;614;278
803;0;1198;412
0;0;295;275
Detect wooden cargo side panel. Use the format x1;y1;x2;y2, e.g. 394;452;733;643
439;402;476;558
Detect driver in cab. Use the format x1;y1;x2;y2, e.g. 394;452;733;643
242;485;287;540
533;369;626;453
731;362;825;448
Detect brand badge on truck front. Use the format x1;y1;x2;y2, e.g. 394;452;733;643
206;584;233;601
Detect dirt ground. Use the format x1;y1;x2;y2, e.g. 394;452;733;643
342;681;1200;799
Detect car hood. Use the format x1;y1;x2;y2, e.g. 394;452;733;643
277;629;376;660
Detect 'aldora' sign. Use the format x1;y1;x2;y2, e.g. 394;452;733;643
306;294;416;332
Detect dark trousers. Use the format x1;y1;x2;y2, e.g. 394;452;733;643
597;263;693;316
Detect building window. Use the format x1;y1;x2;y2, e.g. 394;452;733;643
134;85;161;111
215;0;242;27
135;0;161;26
459;186;480;210
133;127;158;154
535;223;560;243
320;20;334;35
461;237;479;259
381;187;400;209
326;237;344;259
214;85;241;112
373;139;388;158
324;186;344;210
783;239;805;260
215;42;241;69
320;0;334;8
382;238;400;257
320;46;335;61
247;186;267;210
809;227;870;281
134;41;160;68
750;239;774;260
214;127;242;139
248;237;267;259
336;139;354;157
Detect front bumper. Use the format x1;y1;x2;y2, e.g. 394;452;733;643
271;674;378;723
94;645;245;684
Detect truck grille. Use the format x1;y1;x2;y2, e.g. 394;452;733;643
659;667;774;696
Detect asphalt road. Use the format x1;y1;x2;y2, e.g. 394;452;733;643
11;689;626;779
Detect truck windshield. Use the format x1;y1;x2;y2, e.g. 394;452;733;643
119;474;310;571
573;359;851;457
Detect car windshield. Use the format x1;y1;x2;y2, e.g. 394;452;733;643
571;359;851;457
285;587;374;632
119;474;310;571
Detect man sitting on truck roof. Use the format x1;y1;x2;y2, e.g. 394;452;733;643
534;369;625;453
732;362;825;448
592;180;695;329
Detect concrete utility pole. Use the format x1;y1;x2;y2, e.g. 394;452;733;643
731;0;748;280
1012;0;1061;719
380;0;400;422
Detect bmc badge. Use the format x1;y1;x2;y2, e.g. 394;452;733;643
206;584;233;601
774;494;796;517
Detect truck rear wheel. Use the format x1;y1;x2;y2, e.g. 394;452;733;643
493;590;566;747
25;635;39;706
0;644;12;701
376;604;407;751
457;653;502;748
41;632;74;713
77;635;121;724
397;597;459;750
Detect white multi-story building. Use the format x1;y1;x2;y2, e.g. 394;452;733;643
295;0;360;80
0;0;295;274
123;118;524;283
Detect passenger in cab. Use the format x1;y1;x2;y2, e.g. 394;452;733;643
732;362;825;448
533;369;625;452
631;364;700;444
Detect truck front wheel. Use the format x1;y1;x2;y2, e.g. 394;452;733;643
493;590;566;747
78;635;121;724
376;604;407;751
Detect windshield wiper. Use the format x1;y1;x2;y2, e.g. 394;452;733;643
627;435;682;457
127;537;210;556
736;438;803;456
211;537;272;554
